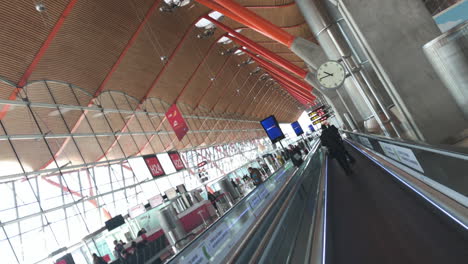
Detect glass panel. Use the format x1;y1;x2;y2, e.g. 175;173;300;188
0;239;19;264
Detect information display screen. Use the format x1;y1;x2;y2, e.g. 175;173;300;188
309;124;315;132
308;105;326;118
260;115;285;144
291;121;304;136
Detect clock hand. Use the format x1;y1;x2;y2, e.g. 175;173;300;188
324;71;333;76
319;75;331;81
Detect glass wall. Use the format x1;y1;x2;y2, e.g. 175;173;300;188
0;137;273;264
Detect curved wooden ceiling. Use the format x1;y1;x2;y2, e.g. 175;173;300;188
0;0;314;165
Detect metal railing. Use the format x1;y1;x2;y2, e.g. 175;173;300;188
342;130;468;204
164;140;321;264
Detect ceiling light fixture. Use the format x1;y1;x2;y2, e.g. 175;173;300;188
160;0;191;12
197;28;216;39
35;3;46;12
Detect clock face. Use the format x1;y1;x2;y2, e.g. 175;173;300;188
316;61;346;89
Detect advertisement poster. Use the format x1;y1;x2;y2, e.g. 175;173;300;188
378;142;424;173
168;151;185;171
143;154;165;178
166;104;189;141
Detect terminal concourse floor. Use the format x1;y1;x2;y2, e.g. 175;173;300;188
326;144;468;264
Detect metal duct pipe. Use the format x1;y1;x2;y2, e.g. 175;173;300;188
295;0;400;137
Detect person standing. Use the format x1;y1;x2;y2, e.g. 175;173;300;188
137;228;147;237
329;124;356;164
289;145;304;167
320;125;353;175
248;167;263;186
92;253;107;264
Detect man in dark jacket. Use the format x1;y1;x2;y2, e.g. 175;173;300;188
328;124;356;164
321;125;353;175
289;145;304;167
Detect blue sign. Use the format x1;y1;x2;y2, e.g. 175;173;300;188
291;121;304;136
260;115;285;143
309;125;315;132
433;1;468;32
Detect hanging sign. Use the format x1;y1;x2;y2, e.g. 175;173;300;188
168;151;185;171
128;204;146;219
166;104;189;141
143;154;165;178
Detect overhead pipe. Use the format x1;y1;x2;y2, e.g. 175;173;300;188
197;0;320;68
195;0;278;41
203;16;308;79
206;0;295;47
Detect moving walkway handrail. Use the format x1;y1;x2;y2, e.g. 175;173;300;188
342;130;468;205
164;139;320;264
245;142;322;263
342;130;468;158
227;139;322;263
307;152;328;264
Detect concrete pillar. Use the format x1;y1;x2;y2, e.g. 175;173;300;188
295;0;398;137
337;0;468;144
304;51;365;131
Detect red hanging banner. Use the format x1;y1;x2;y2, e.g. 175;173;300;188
165;104;189;141
143;154;165;178
168;151;185;171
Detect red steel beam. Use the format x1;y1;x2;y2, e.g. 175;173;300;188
204;16;308;79
208;0;295;47
0;0;79;120
37;0;163;170
94;0;163;98
94;19;199;162
39;3;306;167
244;50;314;100
267;71;315;102
195;0;269;38
134;33;226;156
